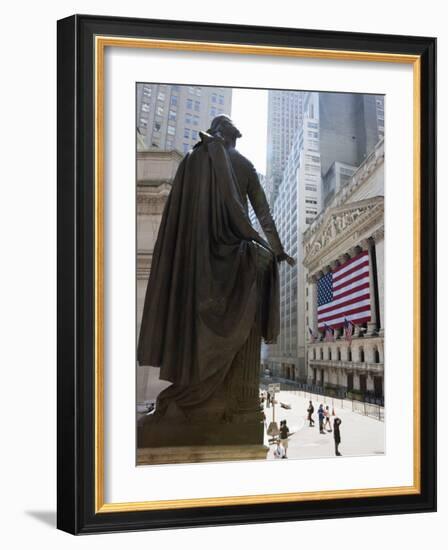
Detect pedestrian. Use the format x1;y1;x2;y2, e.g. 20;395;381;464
307;400;315;427
273;439;286;459
324;405;332;432
318;404;325;434
266;391;271;408
334;417;342;456
279;420;290;458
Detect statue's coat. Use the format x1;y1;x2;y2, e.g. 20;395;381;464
137;133;280;404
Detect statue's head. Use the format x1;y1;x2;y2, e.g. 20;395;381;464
207;114;242;145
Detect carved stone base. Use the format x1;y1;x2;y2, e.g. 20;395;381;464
138;411;265;447
137;444;269;465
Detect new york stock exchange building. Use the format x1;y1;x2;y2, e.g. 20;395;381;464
302;139;384;404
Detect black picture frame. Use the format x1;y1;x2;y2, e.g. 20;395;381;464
57;14;436;534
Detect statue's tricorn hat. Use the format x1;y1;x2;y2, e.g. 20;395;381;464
207;114;242;140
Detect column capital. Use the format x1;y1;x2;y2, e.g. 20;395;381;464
360;237;374;251
372;227;385;242
348;245;362;258
338;253;350;265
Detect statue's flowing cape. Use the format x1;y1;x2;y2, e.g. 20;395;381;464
137;133;279;402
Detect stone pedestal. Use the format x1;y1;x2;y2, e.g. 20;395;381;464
137;300;266;451
137;444;269;465
138;405;265;448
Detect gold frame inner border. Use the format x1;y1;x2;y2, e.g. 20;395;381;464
94;35;421;514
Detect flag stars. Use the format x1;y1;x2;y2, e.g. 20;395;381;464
317;272;333;306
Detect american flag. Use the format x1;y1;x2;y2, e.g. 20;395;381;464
344;318;354;343
324;324;335;342
317;251;371;331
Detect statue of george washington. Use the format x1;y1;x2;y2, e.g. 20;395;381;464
137;115;294;451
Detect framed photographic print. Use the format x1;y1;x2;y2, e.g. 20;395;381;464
57;14;436;534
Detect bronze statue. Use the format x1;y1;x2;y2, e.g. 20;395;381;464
137;115;294;450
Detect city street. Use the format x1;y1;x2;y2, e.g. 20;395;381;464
263;390;385;460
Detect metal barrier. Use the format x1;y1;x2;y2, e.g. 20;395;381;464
260;377;384;422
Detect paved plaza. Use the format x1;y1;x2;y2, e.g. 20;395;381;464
138;369;385;461
263;390;385;460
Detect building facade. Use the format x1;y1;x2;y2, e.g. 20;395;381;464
136;84;232;153
136;149;183;404
302;138;385;402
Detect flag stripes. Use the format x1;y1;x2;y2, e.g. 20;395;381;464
317;251;371;330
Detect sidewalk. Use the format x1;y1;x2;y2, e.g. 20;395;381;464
264;390;385;460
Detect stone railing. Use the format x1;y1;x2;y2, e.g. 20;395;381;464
309;359;384;374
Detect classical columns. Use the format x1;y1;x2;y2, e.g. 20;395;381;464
361;237;378;336
372;228;385;337
307;274;319;337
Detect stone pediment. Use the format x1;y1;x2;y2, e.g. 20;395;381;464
303;196;383;268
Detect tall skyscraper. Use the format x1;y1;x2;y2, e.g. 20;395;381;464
136;84;232;153
266;91;304;207
319;93;384;205
264;92;322;380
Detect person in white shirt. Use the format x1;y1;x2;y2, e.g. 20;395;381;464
273;439;286;459
324;405;332;432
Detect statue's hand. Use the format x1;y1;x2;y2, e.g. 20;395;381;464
277;252;296;267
